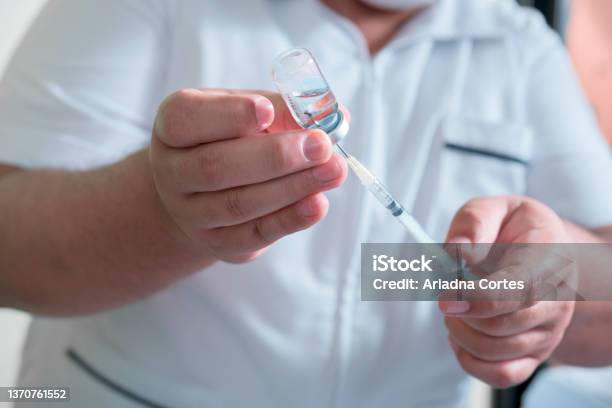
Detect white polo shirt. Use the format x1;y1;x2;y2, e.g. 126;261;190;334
1;0;611;407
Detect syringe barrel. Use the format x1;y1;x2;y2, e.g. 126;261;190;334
366;180;395;209
367;179;438;244
395;212;436;244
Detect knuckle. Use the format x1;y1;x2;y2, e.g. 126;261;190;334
251;218;272;246
277;210;299;235
266;136;294;173
199;205;220;230
172;88;199;106
157;89;197;143
223;187;251;220
229;97;258;131
459;205;487;232
193;196;227;230
285;173;309;200
257;209;300;246
197;148;224;189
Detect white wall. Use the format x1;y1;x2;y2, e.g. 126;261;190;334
0;0;47;391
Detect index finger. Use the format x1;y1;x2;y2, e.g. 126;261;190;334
154;89;300;148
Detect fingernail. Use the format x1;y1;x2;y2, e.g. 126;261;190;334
312;161;342;182
445;237;475;258
255;97;273;131
447;236;473;249
302;131;331;161
297;198;318;218
441;301;470;314
447;236;471;244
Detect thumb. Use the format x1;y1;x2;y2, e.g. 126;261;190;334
445;197;520;263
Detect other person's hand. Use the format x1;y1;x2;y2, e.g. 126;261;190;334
440;196;575;388
150;89;347;263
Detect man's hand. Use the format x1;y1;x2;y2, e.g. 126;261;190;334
0;88;347;315
439;196;575;388
150;89;347;264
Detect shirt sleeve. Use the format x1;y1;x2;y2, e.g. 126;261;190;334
0;0;170;170
524;27;612;229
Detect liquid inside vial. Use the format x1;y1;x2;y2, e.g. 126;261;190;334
289;83;340;132
272;48;341;134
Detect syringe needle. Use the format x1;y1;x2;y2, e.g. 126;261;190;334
336;147;461;276
337;150;435;243
335;144;350;159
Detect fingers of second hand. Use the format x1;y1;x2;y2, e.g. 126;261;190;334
448;335;540;389
445;197;512;248
438;264;540;319
454;301;570;364
438;280;523;318
461;302;547;337
446;314;552;362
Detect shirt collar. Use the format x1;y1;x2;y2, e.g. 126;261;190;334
393;0;509;46
281;0;510;57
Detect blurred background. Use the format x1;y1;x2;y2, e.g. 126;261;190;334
0;1;610;407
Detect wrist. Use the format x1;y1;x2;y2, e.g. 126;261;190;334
122;149;215;262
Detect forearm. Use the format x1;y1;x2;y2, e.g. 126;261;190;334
552;221;612;366
0;150;214;316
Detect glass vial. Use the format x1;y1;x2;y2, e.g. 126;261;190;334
272;48;348;143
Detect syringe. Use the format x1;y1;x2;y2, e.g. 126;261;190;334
270;48;464;284
270;48;433;242
335;144;435;244
336;144;471;294
335;145;470;289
